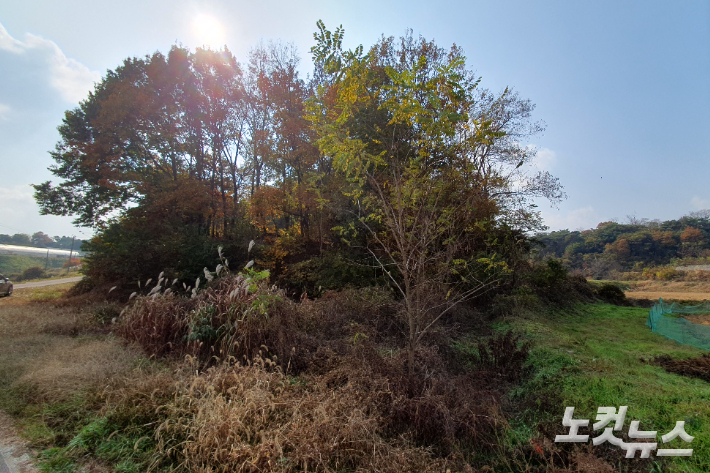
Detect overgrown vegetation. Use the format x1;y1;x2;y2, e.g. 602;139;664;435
4;257;709;472
4;17;705;473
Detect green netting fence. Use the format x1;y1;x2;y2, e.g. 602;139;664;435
647;299;710;350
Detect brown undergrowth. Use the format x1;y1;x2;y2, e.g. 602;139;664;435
109;275;538;471
1;277;632;472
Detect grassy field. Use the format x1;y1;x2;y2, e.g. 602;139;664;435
0;284;142;472
498;304;710;473
0;254;69;275
2;284;710;472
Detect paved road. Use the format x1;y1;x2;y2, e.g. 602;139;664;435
0;452;10;473
13;276;82;289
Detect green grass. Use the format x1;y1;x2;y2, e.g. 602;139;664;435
506;304;710;472
0;254;68;274
14;270;82;284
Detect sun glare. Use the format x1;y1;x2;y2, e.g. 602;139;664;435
193;14;225;49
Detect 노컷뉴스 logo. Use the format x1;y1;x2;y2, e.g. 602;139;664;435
555;406;693;458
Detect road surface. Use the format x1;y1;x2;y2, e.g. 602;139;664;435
0;411;36;473
0;452;9;473
13;277;82;289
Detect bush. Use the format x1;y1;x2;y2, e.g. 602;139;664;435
81;205;256;290
62;258;81;269
276;250;387;299
93;303;122;325
642;265;680;281
529;259;568;288
19;266;47;281
593;283;628;305
517;260;594;306
474;331;532;382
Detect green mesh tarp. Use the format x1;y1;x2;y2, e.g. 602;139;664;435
647;299;710;350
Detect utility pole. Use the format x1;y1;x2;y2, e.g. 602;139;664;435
67;236;75;272
45;249;49;271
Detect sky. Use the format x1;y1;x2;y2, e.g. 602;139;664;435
0;0;708;239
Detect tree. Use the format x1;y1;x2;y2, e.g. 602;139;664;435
308;23;554;372
681;227;703;244
32;46;247;234
10;234;31;246
31;232;54;247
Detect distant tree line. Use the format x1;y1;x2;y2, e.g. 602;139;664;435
0;232;86;251
535;211;710;278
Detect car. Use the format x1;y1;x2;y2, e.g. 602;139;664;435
0;274;13;297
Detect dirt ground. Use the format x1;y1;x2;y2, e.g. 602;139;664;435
682;313;710;327
652;353;710;383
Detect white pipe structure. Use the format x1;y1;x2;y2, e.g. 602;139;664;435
0;244;83;258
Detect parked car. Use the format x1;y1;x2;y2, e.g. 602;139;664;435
0;274;13;297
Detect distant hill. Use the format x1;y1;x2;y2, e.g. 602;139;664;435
534;211;710;278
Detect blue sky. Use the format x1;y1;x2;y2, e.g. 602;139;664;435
0;0;708;239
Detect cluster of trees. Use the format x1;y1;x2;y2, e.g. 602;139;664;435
535;211;710;278
0;232;84;250
34;23;562;334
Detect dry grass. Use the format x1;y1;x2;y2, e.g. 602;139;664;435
626;291;710;301
0;283;142;404
2;276;614;472
625;280;710;301
111;278;518;471
150;358;464;473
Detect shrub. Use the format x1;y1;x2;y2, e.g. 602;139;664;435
93;303;122;325
277;250;387;299
529;259;568;288
593;283;628;305
643;265;680;281
61;258;81;269
20;266;46;281
474;331;532;382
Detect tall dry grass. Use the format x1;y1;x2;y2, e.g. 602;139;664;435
112;272;519;470
0;284;142;405
149;357;467;473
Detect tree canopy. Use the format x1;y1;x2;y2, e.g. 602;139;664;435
33;23;562;300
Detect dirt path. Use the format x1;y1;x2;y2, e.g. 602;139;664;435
13;277;82;289
0;411;37;473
